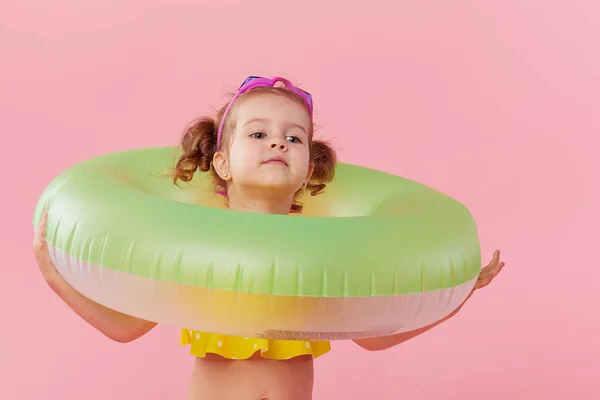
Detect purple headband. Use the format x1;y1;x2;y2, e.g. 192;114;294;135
215;76;314;149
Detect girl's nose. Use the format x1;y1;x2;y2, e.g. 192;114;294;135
269;139;287;151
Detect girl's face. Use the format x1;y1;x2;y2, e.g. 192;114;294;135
213;92;314;202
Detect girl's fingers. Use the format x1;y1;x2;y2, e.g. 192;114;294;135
485;252;498;271
481;262;505;285
492;262;505;276
39;210;48;238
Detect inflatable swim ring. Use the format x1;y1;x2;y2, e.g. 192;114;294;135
33;146;481;340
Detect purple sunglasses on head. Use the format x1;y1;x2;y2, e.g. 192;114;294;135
216;76;314;149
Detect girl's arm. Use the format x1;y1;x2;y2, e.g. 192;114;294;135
45;271;157;343
34;210;157;343
353;302;463;351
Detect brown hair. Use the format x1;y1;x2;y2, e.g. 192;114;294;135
166;86;337;213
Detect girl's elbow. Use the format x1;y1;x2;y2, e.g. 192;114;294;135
353;339;393;352
109;333;136;343
107;321;158;343
106;330;141;343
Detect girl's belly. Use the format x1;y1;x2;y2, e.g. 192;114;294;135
188;353;315;400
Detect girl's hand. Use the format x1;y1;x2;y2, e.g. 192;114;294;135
32;210;59;281
455;250;505;312
473;250;505;290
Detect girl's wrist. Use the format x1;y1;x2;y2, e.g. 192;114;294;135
43;268;62;287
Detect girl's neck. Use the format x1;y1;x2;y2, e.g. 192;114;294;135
227;190;292;215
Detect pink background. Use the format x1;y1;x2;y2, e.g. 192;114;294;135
1;1;598;399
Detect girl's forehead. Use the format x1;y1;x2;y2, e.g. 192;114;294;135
233;93;311;127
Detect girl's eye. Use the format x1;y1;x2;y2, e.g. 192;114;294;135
250;132;266;139
286;136;301;144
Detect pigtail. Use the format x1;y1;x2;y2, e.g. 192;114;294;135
168;117;218;186
290;139;337;213
306;139;337;196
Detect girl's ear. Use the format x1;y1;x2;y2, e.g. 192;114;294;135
213;151;231;180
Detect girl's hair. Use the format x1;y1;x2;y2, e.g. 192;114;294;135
167;86;336;213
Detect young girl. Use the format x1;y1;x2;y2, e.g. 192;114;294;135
32;76;505;399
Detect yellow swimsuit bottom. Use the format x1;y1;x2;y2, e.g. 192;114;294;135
180;329;331;360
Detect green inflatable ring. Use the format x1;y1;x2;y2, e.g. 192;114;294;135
33;146;481;340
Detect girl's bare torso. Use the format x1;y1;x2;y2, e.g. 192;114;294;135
188;353;315;400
